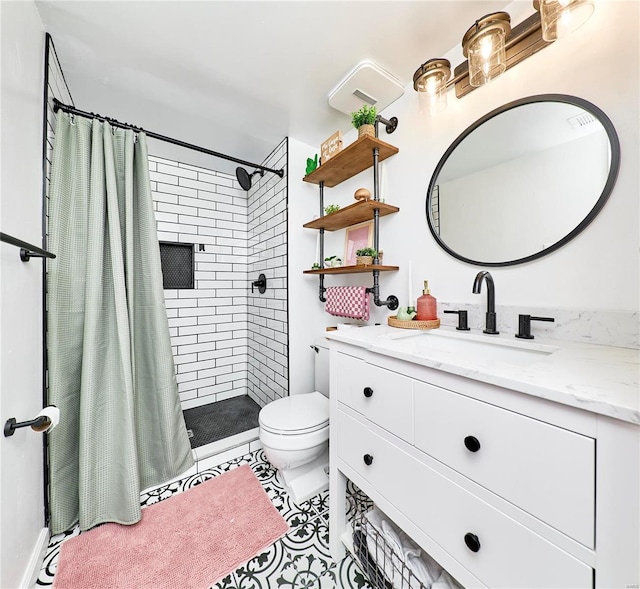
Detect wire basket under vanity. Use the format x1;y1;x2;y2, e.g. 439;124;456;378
347;493;464;589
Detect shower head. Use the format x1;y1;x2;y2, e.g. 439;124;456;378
235;167;264;191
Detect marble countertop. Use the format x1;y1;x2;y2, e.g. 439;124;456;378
326;325;640;425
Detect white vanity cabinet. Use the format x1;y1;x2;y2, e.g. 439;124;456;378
328;341;640;589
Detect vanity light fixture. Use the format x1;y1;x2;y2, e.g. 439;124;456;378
413;1;595;106
534;0;595;41
412;58;451;115
461;12;511;88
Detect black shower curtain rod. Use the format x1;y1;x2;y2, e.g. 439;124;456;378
52;99;285;179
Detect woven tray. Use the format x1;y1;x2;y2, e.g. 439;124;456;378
388;316;440;330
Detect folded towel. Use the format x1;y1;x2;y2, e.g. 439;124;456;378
365;509;430;589
325;286;370;321
431;569;464;589
395;527;442;587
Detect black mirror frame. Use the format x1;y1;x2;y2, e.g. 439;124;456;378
425;94;621;267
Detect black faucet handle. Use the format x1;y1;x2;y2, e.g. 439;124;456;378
515;314;555;339
251;273;267;294
443;309;471;331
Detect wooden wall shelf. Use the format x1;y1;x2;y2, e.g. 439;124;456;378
303;200;400;231
303;265;399;275
303;136;399;188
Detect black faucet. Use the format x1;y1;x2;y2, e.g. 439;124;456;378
472;271;499;334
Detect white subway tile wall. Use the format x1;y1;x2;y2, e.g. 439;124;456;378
149;155;252;409
150;146;289;410
247;139;289;406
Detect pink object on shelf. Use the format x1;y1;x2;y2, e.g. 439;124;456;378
325;286;370;321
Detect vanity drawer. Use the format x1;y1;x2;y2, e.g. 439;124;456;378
414;381;595;548
336;352;413;443
337;410;593;589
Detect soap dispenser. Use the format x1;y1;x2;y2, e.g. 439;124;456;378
416;280;438;321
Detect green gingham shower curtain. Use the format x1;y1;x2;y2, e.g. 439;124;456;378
47;113;194;535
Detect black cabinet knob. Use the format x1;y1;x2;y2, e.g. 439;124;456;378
363;454;374;466
464;532;481;553
464;436;481;453
363;387;373;398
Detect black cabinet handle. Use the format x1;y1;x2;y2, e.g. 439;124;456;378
464;436;481;453
363;454;374;466
363;387;374;398
464;532;481;553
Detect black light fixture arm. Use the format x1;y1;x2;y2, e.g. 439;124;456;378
0;232;56;262
52;99;285;179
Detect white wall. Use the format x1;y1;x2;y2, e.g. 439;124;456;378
287;137;336;396
0;2;47;587
287;1;639;391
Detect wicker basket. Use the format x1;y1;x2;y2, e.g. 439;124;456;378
356;255;373;266
388;316;440;330
358;124;375;139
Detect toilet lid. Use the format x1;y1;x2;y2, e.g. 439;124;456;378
259;391;329;434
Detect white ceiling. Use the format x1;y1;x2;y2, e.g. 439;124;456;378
35;0;510;170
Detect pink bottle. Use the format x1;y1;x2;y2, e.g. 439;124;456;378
416;280;437;321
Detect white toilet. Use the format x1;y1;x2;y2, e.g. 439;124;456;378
259;341;329;503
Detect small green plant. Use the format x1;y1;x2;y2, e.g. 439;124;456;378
311;262;320;270
356;247;378;257
351;105;377;129
324;255;342;268
324;204;340;215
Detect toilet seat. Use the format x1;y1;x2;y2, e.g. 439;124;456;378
259;391;329;435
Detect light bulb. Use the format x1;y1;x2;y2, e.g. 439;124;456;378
537;0;595;41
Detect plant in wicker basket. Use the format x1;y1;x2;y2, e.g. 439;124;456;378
355;247;381;266
351;105;377;139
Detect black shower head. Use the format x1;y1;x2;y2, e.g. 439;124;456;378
235;167;264;191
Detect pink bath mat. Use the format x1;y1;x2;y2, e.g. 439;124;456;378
53;464;289;589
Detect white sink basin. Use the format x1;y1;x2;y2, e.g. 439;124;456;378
385;328;558;368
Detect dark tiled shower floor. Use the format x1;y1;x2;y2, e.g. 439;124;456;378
183;395;260;449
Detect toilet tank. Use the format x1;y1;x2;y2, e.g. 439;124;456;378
313;339;330;398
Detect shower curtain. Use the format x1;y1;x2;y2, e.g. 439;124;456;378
47;113;194;535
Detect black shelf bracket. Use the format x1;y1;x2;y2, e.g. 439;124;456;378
375;115;398;136
367;269;399;310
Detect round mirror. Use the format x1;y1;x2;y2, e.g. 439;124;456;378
426;94;620;266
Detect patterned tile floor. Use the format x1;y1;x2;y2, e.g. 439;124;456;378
36;449;374;589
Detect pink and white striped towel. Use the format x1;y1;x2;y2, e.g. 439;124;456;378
325;286;370;321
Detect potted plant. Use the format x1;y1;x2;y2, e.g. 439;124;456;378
355;247;381;266
351;105;377;139
324;204;340;215
324;255;342;268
